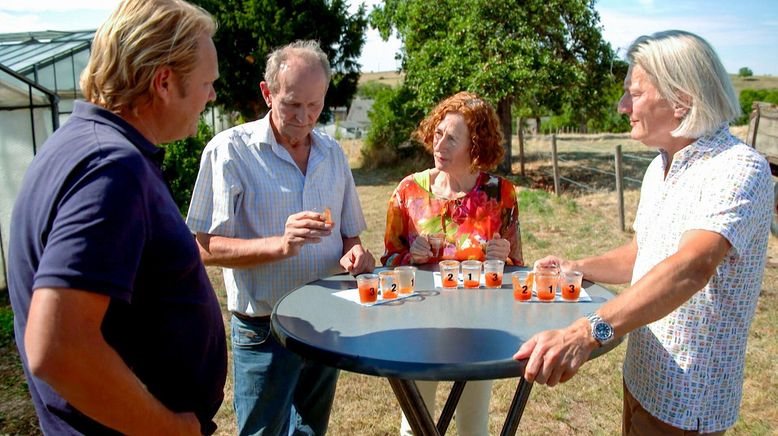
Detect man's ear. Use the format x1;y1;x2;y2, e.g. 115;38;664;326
673;93;692;119
152;66;175;102
259;81;272;107
673;105;689;119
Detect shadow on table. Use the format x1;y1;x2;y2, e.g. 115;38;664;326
275;315;525;379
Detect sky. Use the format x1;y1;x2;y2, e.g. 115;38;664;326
0;0;776;75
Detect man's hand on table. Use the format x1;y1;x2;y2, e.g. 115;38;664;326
340;244;375;275
512;317;598;386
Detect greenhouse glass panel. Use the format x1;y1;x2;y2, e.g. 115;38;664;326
54;56;76;96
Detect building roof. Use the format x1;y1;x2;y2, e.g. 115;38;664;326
0;30;94;75
346;97;374;127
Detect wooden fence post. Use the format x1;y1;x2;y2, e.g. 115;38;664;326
551;134;560;196
615;144;625;232
518;117;526;176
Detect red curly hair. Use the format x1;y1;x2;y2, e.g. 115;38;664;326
413;91;505;172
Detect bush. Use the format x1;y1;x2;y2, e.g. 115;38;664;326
736;89;778;125
362;85;426;168
162;121;213;215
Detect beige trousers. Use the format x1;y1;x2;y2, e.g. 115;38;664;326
400;379;492;436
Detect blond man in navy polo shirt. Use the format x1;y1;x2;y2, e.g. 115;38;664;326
7;0;227;434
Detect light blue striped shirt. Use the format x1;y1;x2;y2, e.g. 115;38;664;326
186;113;367;316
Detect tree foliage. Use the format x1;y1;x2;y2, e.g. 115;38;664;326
738;67;754;78
162;121;213;215
191;0;367;120
370;0;618;172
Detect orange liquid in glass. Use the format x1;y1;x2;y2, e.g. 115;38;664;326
358;283;378;303
399;287;413;294
561;284;580;301
464;279;480;288
382;291;398;299
485;272;502;287
535;276;557;301
512;276;532;301
442;273;458;288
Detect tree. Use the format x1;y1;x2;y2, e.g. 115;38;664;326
191;0;367;120
738;67;754;78
162;121;214;215
371;0;615;173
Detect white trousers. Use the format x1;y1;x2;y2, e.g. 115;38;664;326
399;379;492;436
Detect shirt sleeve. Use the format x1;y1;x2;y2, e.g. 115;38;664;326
683;151;772;258
186;137;243;237
499;178;524;266
33;162;147;302
381;181;413;267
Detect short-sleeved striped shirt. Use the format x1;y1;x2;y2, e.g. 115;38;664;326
624;125;772;432
186;113;367;316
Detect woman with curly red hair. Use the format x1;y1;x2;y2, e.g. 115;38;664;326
381;91;524;435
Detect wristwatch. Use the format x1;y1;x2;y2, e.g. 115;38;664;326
586;312;614;347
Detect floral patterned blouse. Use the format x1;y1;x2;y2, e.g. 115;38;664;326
382;169;523;266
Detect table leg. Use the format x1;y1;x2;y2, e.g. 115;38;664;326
499;377;533;436
388;378;440;436
436;381;466;434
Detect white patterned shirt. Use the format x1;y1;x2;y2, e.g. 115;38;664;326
186;113;367;317
623;125;772;432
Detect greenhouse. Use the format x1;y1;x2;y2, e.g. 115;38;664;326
0;64;59;289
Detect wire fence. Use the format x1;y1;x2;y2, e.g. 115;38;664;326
528;134;656;231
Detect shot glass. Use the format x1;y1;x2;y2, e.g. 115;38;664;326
427;233;446;260
378;270;398;300
461;260;482;289
312;206;333;226
483;259;505;288
356;273;379;304
439;260;460;289
560;270;584;301
534;271;558;302
511;271;532;301
395;266;418;294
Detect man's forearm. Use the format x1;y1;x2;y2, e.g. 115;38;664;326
26;289;198;434
593;230;730;338
196;232;287;268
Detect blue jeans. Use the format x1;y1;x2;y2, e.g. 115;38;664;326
231;315;339;436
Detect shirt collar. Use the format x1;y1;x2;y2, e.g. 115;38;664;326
256;111;333;151
72;101;166;167
662;123;732;173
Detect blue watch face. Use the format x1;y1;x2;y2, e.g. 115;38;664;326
594;322;613;340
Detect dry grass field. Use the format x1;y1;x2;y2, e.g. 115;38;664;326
358;70;778;97
1;133;776;435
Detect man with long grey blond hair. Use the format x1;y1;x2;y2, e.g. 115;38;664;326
187;39;374;435
8;0;226;434
514;30;772;434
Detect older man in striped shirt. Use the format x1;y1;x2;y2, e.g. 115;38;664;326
187;40;375;435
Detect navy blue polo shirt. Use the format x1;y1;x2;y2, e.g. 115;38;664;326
8;101;227;435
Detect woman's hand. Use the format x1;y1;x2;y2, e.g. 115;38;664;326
485;232;510;260
410;236;433;264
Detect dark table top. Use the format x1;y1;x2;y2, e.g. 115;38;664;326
272;266;619;381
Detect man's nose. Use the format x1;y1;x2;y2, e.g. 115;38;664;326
617;94;631;114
